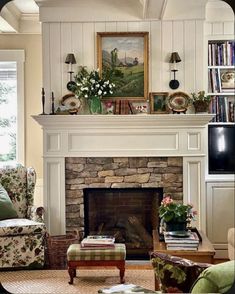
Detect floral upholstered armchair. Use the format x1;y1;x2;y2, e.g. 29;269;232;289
0;165;46;269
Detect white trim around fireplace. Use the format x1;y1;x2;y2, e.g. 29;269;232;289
33;114;214;235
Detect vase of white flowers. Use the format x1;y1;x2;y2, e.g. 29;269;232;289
70;66;115;114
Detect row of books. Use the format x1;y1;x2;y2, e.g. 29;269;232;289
208;41;235;66
164;231;199;251
113;100;136;114
208;68;234;93
209;96;235;122
81;235;115;249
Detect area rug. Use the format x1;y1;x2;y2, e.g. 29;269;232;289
0;269;155;294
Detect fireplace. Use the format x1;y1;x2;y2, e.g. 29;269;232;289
83;187;163;259
65;156;183;238
33;114;213;235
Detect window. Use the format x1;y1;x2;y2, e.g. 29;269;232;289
0;50;25;165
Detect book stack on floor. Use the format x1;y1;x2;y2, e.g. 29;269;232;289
164;231;200;251
81;235;115;249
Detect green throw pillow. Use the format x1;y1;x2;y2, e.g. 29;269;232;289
0;184;18;220
191;260;235;293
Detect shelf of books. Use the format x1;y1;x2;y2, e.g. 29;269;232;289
208;40;235;123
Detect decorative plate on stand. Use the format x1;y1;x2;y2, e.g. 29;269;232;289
59;93;81;114
167;92;190;113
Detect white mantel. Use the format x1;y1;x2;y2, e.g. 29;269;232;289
33;114;214;235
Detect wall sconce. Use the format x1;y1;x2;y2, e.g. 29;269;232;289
65;53;77;91
169;52;181;90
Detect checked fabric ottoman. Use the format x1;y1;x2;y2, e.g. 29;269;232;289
67;243;126;284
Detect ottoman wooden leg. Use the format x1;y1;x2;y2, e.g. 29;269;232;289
68;266;76;285
117;261;125;283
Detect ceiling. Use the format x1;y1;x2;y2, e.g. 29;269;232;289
0;0;233;34
13;0;39;14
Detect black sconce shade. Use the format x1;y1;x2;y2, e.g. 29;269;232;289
169;52;181;63
65;53;77;65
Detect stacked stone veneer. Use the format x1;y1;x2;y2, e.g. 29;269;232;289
65;157;183;233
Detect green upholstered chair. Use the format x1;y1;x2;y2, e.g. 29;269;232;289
190;260;235;293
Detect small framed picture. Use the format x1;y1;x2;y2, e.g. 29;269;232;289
150;92;169;114
220;69;235;91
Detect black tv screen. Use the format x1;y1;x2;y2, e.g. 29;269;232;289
208;125;235;174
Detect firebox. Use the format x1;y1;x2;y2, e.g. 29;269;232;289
83;187;163;259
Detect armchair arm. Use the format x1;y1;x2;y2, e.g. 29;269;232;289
27;205;45;223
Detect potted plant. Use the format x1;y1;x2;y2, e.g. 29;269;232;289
159;196;196;232
191;91;211;113
70;66;115;114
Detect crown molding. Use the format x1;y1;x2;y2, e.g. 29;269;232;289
21;13;39;21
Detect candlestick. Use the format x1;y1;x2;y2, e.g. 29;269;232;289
40;87;47;115
50;91;55;115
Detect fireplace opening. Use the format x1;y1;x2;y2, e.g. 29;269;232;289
84;187;163;259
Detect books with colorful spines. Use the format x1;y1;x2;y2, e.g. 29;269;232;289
81;235;115;249
164;231;200;244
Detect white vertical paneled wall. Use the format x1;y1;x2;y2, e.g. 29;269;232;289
205;21;234;36
42;20;207;111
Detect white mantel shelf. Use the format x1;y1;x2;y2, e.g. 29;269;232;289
33;113;213;235
33;114;214;129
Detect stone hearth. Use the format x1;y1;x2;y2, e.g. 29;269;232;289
65;156;183;233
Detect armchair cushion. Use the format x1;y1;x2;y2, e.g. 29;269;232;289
151;251;210;293
0;218;45;236
190;260;235;293
0;184;18;220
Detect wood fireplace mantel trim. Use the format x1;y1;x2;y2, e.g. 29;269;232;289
33;114;213;235
33;114;214;128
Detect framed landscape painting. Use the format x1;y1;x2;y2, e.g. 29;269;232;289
97;32;149;100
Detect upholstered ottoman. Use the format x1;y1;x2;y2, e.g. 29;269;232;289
67;244;126;285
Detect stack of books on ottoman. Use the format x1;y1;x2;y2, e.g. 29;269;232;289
81;235;115;249
164;231;200;251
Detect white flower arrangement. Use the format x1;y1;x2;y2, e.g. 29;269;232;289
70;66;115;99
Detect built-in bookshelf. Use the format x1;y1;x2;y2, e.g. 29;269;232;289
208;40;235;123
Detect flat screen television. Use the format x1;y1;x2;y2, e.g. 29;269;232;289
208;125;235;174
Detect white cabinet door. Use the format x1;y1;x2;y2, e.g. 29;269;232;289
206;181;235;259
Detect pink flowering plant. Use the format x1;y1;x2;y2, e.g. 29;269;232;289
159;196;196;223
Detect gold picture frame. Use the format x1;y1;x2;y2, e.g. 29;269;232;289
150;92;169;114
97;32;149;100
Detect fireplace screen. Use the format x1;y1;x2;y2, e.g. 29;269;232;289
83;187;163;259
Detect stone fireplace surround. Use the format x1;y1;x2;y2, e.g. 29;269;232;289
65;156;183;233
33;114;214;235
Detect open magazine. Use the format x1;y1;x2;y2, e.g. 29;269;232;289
98;284;156;293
